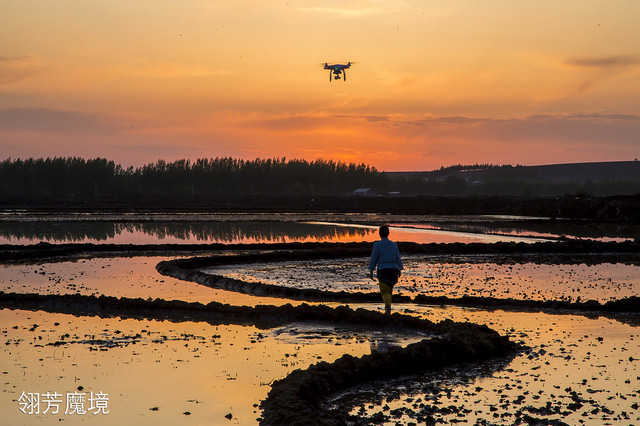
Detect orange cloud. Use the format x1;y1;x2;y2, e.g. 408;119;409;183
566;55;640;69
0;55;43;87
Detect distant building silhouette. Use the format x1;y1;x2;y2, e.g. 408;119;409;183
386;160;640;184
353;188;377;197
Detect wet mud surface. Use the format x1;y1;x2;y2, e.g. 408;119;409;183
154;241;640;315
327;307;640;426
208;256;640;304
152;241;640;424
3;238;640;425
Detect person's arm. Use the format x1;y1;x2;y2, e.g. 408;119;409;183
395;245;403;276
368;244;379;280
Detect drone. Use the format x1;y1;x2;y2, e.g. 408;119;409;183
323;62;353;81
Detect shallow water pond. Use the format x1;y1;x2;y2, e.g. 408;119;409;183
0;256;297;307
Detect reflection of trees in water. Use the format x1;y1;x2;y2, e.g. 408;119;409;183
116;222;372;243
0;222;117;242
0;222;372;243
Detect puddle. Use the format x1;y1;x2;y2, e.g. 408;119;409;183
269;322;429;350
0;256;298;307
395;220;640;243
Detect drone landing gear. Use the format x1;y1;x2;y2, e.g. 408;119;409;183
328;69;347;82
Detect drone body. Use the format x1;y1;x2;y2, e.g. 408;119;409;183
324;62;352;81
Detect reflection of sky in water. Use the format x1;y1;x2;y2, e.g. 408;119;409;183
399;222;637;243
1;212;635;244
1;211;638;425
0;309;376;425
7;255;638;307
3;303;640;425
0;257;299;307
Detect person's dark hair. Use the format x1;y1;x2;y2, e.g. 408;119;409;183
379;225;390;238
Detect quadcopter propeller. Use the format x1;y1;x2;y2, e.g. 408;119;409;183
318;62;358;67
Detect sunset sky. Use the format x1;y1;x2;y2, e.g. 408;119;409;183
1;0;639;171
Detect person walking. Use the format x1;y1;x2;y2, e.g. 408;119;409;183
368;225;403;315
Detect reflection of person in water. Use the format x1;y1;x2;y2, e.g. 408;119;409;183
368;225;403;315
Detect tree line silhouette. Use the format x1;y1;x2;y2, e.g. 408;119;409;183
1;157;637;197
0;157;386;197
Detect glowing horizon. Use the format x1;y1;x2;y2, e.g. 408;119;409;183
1;1;639;171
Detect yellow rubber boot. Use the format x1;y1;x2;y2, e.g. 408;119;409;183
378;280;392;315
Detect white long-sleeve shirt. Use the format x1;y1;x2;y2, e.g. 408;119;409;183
368;237;403;272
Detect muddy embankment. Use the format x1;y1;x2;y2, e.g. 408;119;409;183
260;322;514;426
2;193;640;220
0;291;517;426
0;291;448;332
